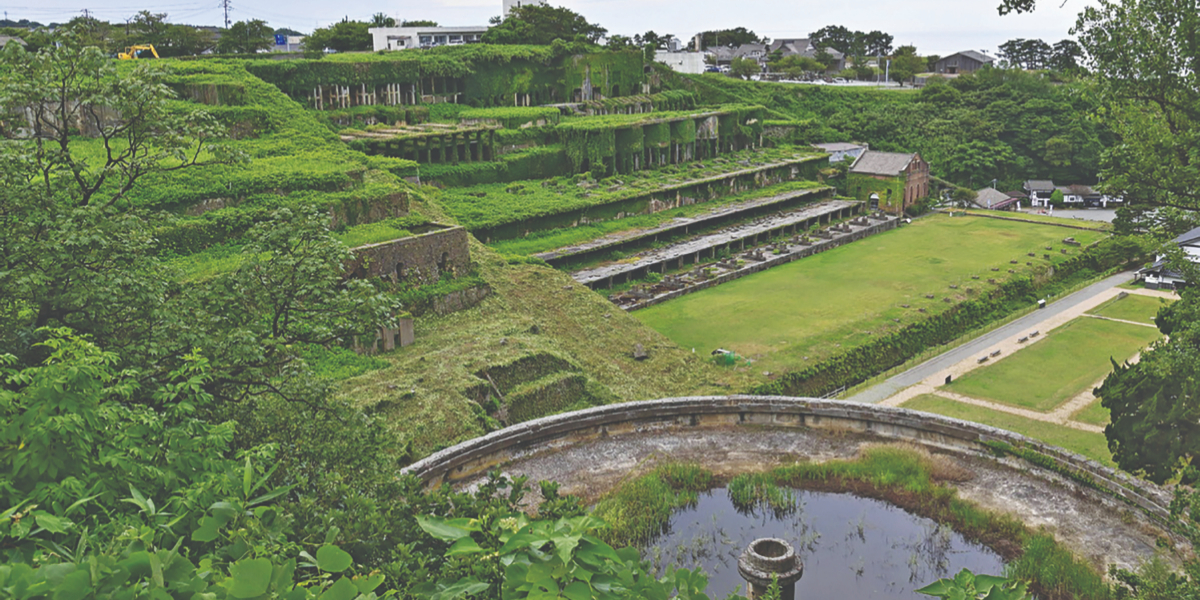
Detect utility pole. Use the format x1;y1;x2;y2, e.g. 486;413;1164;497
221;0;231;28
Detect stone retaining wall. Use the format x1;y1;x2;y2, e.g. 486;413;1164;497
349;225;470;286
404;395;1175;526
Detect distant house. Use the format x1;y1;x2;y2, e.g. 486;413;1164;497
973;187;1021;211
368;25;487;51
0;36;26;49
1139;226;1200;290
708;46;735;66
848;150;930;215
733;43;767;61
1024;180;1057;207
766;38;846;72
812;142;867;164
934;50;996;75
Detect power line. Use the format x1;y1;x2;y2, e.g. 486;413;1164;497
220;0;230;28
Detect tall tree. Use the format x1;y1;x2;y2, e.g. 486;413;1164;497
370;12;396;28
693;27;764;50
1049;39;1083;72
216;19;273;54
482;4;606;45
1084;0;1200;484
890;45;926;85
862;30;894;56
303;19;372;55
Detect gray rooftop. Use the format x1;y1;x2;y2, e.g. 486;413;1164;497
1025;180;1056;191
1173;226;1200;247
850;151;918;176
813;142;865;152
974;187;1011;208
0;36;26;48
944;50;995;64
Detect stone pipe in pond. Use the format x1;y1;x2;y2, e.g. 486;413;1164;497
738;538;804;600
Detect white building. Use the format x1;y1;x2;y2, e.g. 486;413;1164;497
369;25;488;51
654;50;707;74
1140;226;1200;290
503;0;546;17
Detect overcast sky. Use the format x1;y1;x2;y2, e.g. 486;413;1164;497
8;0;1093;56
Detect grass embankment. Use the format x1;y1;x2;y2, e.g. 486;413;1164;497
903;395;1113;465
1088;293;1170;325
594;446;1112;600
944;317;1162;412
636;215;1107;377
486;181;828;257
334;237;733;457
437;146;822;232
1071;400;1111;427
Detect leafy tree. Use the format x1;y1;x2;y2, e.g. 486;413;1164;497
402;20;440;27
693;27;764;50
810;25;862;55
890;45;926;85
862;30;894;56
925;54;941;72
730;57;760;79
605;34;634;49
769;54;823;78
482;4;606;45
997;37;1052;69
634;30;672;50
275;27;304;36
216;19;273;54
370;12;396;28
304;19;372;55
1049;39;1083;72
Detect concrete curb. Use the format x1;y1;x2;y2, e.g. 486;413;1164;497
404;396;1174;526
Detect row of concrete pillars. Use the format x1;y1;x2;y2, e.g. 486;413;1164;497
593;205;857;290
377;131;497;164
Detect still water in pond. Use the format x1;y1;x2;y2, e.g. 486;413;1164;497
641;489;1006;599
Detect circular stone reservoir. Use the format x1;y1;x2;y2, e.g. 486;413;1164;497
405;396;1184;583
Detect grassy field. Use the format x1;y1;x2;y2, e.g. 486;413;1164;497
955;210;1113;231
902;394;1114;466
1072;399;1111;426
635;214;1107;375
1087;293;1171;325
944;317;1161;411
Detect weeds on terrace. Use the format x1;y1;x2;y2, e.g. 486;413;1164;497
592;463;712;548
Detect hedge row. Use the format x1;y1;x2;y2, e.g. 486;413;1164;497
750;236;1148;397
420;146;569;186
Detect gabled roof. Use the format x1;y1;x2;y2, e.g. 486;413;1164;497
1025;180;1056;192
942;50;995;64
974;187;1010;208
0;36;26;48
733;43;767;59
1005;190;1029;199
1173;226;1200;247
850;150;919;176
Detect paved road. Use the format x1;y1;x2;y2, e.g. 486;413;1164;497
844;271;1136;405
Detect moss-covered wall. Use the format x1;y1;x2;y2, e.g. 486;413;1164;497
848;173;907;213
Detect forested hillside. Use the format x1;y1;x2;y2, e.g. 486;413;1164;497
670;68;1108;191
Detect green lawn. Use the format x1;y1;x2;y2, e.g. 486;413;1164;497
1072;399;1111;426
635;214;1107;374
944;317;1162;412
957;210;1112;231
902;394;1114;466
1087;294;1171;325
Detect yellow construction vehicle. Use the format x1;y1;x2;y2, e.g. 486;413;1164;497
118;45;160;60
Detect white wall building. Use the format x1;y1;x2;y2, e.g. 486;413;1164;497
369;25;488;51
654;50;707;74
1140;226;1200;290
